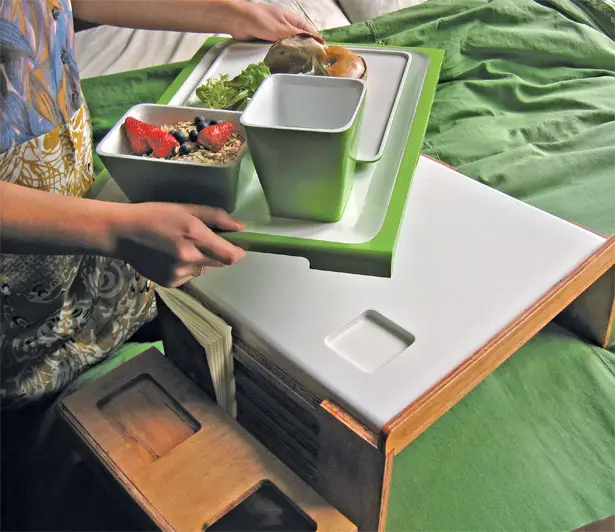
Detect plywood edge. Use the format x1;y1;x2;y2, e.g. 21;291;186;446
563;219;606;238
58;385;175;532
605;285;615;349
420;153;457;171
377;451;395;532
382;236;615;455
320;399;380;449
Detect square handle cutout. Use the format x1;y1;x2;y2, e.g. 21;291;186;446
205;481;316;531
326;310;415;373
97;374;201;463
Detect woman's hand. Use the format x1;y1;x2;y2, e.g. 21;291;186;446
228;1;319;42
112;202;246;288
0;181;246;289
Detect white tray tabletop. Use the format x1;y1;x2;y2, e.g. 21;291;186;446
189;156;605;430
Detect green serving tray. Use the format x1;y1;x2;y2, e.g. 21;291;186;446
160;38;443;278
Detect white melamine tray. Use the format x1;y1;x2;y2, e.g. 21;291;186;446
171;42;412;163
167;41;431;258
188;156;606;431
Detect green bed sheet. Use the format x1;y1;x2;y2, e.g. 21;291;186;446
80;0;615;530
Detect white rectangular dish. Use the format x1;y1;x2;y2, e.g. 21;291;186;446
171;42;412;163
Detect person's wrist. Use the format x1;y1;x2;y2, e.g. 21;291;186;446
221;0;256;38
204;0;251;37
98;201;138;260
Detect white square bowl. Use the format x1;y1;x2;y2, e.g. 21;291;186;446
96;104;248;212
240;74;367;222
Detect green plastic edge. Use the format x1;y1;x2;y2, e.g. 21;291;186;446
158;38;444;278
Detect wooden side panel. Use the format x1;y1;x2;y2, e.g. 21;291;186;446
232;338;388;532
378;452;395;532
556;265;615;349
318;401;387;532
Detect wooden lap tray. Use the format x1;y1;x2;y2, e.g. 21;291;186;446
152;156;615;531
59;348;356;531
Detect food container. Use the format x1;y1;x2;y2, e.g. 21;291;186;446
96;104;248;213
240;74;367;223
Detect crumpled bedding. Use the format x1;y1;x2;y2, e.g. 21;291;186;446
324;0;615;238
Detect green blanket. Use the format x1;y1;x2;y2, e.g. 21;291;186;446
81;0;615;530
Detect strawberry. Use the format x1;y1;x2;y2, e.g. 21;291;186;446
145;127;179;158
198;121;234;152
123;117;150;155
123;117;179;158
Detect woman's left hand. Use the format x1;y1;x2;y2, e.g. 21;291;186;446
227;1;319;42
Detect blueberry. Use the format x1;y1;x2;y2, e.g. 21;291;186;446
194;116;205;125
209;119;221;125
170;129;187;143
189;129;199;142
144;147;153;156
196;121;206;132
178;143;191;156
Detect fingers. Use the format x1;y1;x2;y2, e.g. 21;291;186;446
183;216;245;266
189;205;245;232
170;273;204;288
160;257;225;289
278;11;319;38
185;206;246;264
196;233;245;266
168;259;220;288
288;14;318;36
196;256;227;269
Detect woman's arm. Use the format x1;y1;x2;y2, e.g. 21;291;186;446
0;181;124;256
0;181;246;287
71;0;318;41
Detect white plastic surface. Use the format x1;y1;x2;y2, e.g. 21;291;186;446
241;74;366;132
189;156;605;430
169;42;428;244
172;42;412;162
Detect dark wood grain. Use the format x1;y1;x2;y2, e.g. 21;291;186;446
575;515;615;531
60;348;356;531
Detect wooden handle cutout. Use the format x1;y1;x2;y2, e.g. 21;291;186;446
97;374;201;463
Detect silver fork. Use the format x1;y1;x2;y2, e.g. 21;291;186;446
292;0;319;31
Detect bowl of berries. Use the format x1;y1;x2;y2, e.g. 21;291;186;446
96;104;249;212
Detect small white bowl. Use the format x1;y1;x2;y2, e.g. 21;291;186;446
96;104;248;212
240;74;367;222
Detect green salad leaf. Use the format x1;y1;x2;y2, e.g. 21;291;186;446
195;74;239;109
195;62;270;111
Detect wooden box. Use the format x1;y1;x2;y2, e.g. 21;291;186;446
59;157;615;531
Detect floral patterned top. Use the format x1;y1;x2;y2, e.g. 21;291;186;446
0;0;156;408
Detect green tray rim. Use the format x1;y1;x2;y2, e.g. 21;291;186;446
158;37;444;277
